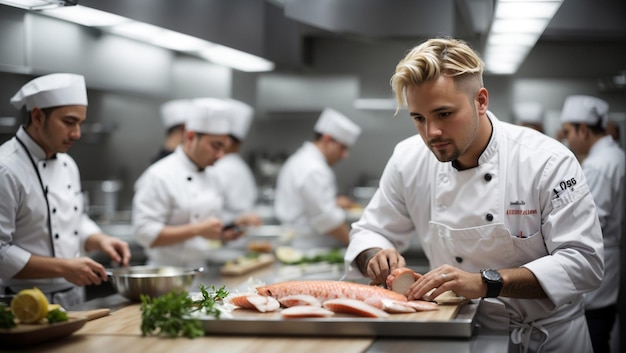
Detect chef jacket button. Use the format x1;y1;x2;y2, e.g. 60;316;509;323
63;162;67;167
484;173;492;182
67;184;71;189
54;233;59;239
441;176;449;183
74;230;78;236
44;186;48;194
42;163;46;168
455;256;463;263
486;213;494;222
187;176;192;181
74;206;78;211
52;208;56;213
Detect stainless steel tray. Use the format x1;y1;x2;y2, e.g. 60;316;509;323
200;301;479;338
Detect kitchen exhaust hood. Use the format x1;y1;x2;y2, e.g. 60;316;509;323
0;0;76;10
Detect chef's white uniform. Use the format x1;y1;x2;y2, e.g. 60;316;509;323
581;135;624;310
212;153;258;224
0;127;101;307
274;142;346;249
132;146;224;268
345;112;604;353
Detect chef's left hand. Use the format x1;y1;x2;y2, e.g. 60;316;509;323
86;233;131;267
405;264;484;301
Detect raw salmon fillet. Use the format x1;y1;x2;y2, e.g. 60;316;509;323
256;280;407;303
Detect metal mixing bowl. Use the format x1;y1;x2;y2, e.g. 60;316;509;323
106;266;203;301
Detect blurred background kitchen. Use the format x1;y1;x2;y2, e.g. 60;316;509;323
0;0;624;302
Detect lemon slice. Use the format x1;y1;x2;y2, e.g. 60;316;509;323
47;303;62;312
275;246;304;264
10;288;49;324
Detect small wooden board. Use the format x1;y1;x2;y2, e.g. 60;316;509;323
220;254;275;276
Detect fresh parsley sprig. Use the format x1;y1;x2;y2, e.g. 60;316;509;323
46;308;69;324
0;303;16;329
140;284;228;338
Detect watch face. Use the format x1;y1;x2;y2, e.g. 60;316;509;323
483;269;501;282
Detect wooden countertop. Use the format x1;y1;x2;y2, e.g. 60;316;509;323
2;303;373;353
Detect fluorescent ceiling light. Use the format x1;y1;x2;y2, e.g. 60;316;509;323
36;5;275;72
353;98;398;111
484;0;563;75
0;0;74;10
198;45;275;73
42;5;128;27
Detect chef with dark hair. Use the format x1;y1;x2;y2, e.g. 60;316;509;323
560;95;624;353
0;73;131;307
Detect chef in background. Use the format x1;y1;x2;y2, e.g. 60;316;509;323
212;98;262;228
559;95;624;353
132;98;246;268
345;37;603;353
151;99;191;163
513;101;545;133
274;108;361;249
0;73;131;308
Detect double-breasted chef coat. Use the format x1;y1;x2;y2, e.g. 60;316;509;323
274;141;346;249
345;112;604;353
581;135;624;310
212;153;258;224
132;146;225;268
0;127;101;306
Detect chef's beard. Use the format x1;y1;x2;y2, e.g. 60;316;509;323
429;139;460;163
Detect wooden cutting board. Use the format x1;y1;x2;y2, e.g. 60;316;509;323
220;253;275;276
0;308;110;349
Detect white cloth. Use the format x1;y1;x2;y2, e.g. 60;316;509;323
345;112;603;353
187;98;231;135
314;108;361;147
581;135;625;310
224;99;254;140
132;147;224;268
560;95;609;128
0;127;101;294
160;99;192;129
513;102;544;125
274;141;346;249
10;73;87;110
212;153;258;224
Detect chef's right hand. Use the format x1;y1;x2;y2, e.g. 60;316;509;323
62;257;108;286
194;217;224;239
363;248;406;286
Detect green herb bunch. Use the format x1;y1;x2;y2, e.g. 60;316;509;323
0;303;16;329
140;284;228;339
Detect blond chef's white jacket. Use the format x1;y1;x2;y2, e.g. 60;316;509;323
0;127;101;295
132;146;224;268
581;135;624;310
274;141;346;249
345;112;603;352
212;153;258;224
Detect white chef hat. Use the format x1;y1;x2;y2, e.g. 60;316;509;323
314;108;361;147
187;97;231;135
160;99;192;129
560;95;610;128
224;98;254;141
10;73;88;111
513;102;544;124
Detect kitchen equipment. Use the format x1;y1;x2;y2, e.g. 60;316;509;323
106;266;204;301
199;294;477;338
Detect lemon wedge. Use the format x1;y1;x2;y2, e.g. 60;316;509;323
275;246;304;264
10;288;49;324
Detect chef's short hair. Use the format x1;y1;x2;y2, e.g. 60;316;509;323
391;37;484;114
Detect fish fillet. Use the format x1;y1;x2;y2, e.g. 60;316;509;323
256;280;407;303
323;298;389;318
